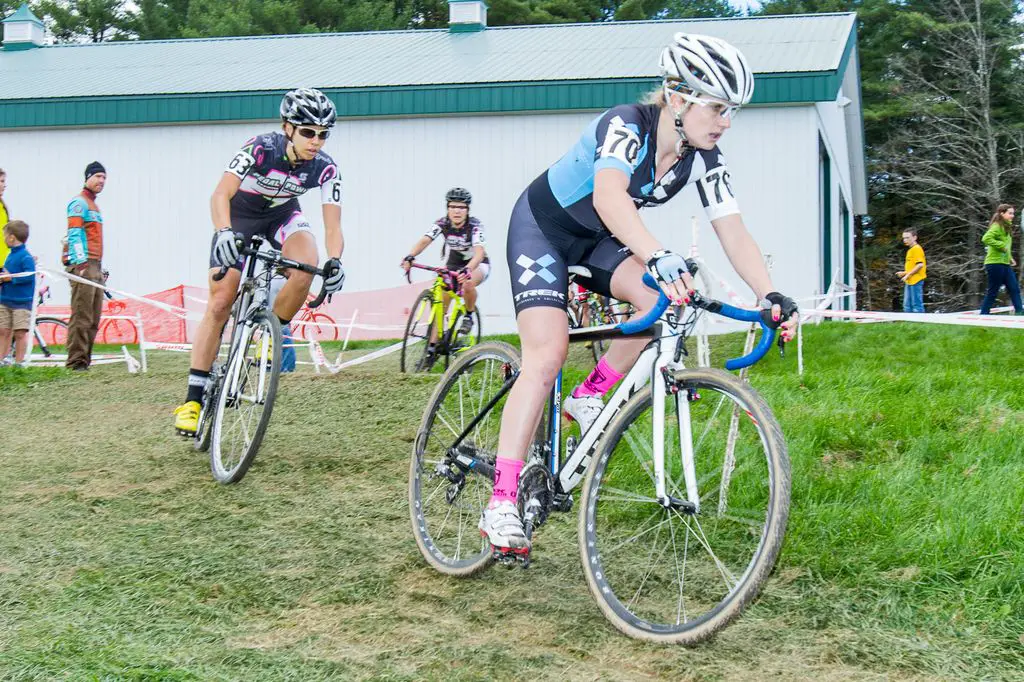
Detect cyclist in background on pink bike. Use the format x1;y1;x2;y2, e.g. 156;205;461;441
400;187;489;345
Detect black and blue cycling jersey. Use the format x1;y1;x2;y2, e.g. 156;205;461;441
509;103;741;314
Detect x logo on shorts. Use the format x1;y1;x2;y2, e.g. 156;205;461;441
516;254;557;285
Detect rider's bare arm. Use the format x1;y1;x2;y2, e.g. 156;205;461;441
593;168;663;262
210;173;242;231
710;213;772;300
322;203;343;260
464;245;486;272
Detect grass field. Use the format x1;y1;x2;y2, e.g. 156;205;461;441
0;323;1022;681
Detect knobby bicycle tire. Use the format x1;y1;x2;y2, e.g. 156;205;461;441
209;311;282;484
578;367;790;644
409;341;522;576
401;290;435;373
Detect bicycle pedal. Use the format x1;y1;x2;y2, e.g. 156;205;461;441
176;429;197;439
490;545;530;567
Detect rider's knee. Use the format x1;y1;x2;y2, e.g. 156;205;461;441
287;269;314;290
208;291;235;319
630;288;660;313
522;348;567;386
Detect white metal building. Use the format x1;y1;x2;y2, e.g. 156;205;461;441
0;3;866;331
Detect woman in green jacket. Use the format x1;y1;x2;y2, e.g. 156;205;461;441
980;204;1023;314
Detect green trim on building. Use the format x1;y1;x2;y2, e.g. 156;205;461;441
840;194;851;306
820;135;832;295
1;41;35;51
449;23;485;33
0;71;846;129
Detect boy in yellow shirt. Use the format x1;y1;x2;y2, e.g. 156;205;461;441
897;228;926;313
0;169;9;265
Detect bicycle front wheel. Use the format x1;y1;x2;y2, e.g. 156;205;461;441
410;341;521;576
401;290;436;373
446;307;481;367
209;312;282;484
579;367;790;644
193;361;223;453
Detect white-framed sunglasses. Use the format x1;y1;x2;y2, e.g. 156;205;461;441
666;84;741;120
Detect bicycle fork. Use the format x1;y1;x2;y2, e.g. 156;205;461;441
652;347;700;514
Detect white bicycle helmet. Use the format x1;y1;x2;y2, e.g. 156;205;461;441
659;33;754;106
280;87;337;128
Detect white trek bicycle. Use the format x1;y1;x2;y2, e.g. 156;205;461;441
410;271;791;644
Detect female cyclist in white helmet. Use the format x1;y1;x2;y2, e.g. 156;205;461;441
481;33;799;556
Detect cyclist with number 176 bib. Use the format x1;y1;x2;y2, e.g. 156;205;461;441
480;34;800;557
173;87;347;436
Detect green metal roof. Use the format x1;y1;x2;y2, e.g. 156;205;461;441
0;13;859;128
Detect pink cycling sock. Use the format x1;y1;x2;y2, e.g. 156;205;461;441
573;356;625;398
490;457;525;505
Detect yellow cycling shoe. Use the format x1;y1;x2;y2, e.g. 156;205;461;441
254;334;274;366
173;401;201;437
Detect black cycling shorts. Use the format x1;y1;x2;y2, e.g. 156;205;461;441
208;201;313;271
506;190;633;316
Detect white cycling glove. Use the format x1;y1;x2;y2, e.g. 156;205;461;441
323;258;345;293
212;228;241;268
645;249;692;285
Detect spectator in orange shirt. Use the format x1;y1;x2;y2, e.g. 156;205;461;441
64;161;107;371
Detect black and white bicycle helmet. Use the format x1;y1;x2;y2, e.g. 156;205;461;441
445;187;472;205
659;33;754;106
280;87;337;128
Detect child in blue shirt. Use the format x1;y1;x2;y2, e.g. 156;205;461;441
0;220;37;367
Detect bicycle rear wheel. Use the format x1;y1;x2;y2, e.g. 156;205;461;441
209;312;282;484
409;341;521;576
401;290;436;373
579;367;790;644
33;317;68;357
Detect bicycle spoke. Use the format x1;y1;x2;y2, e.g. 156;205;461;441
674;509;738;591
627;519;671;612
582;369;789;642
603;511;673;555
593;485;659;505
621;428;658;487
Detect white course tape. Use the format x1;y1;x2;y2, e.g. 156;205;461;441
335;338;419;370
814;308;1024;328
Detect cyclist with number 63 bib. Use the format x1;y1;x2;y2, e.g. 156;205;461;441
481;34;800;556
174;87;347;436
400;187;489;340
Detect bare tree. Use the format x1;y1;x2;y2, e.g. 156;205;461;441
878;0;1024;310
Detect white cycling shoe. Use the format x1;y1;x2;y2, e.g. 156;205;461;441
479;500;530;554
563;392;604;436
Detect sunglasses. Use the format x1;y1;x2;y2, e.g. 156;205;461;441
667;83;741;120
296;127;330;140
447;204;469;210
679;92;740;120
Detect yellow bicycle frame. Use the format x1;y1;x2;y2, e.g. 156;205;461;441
424;273;476;347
